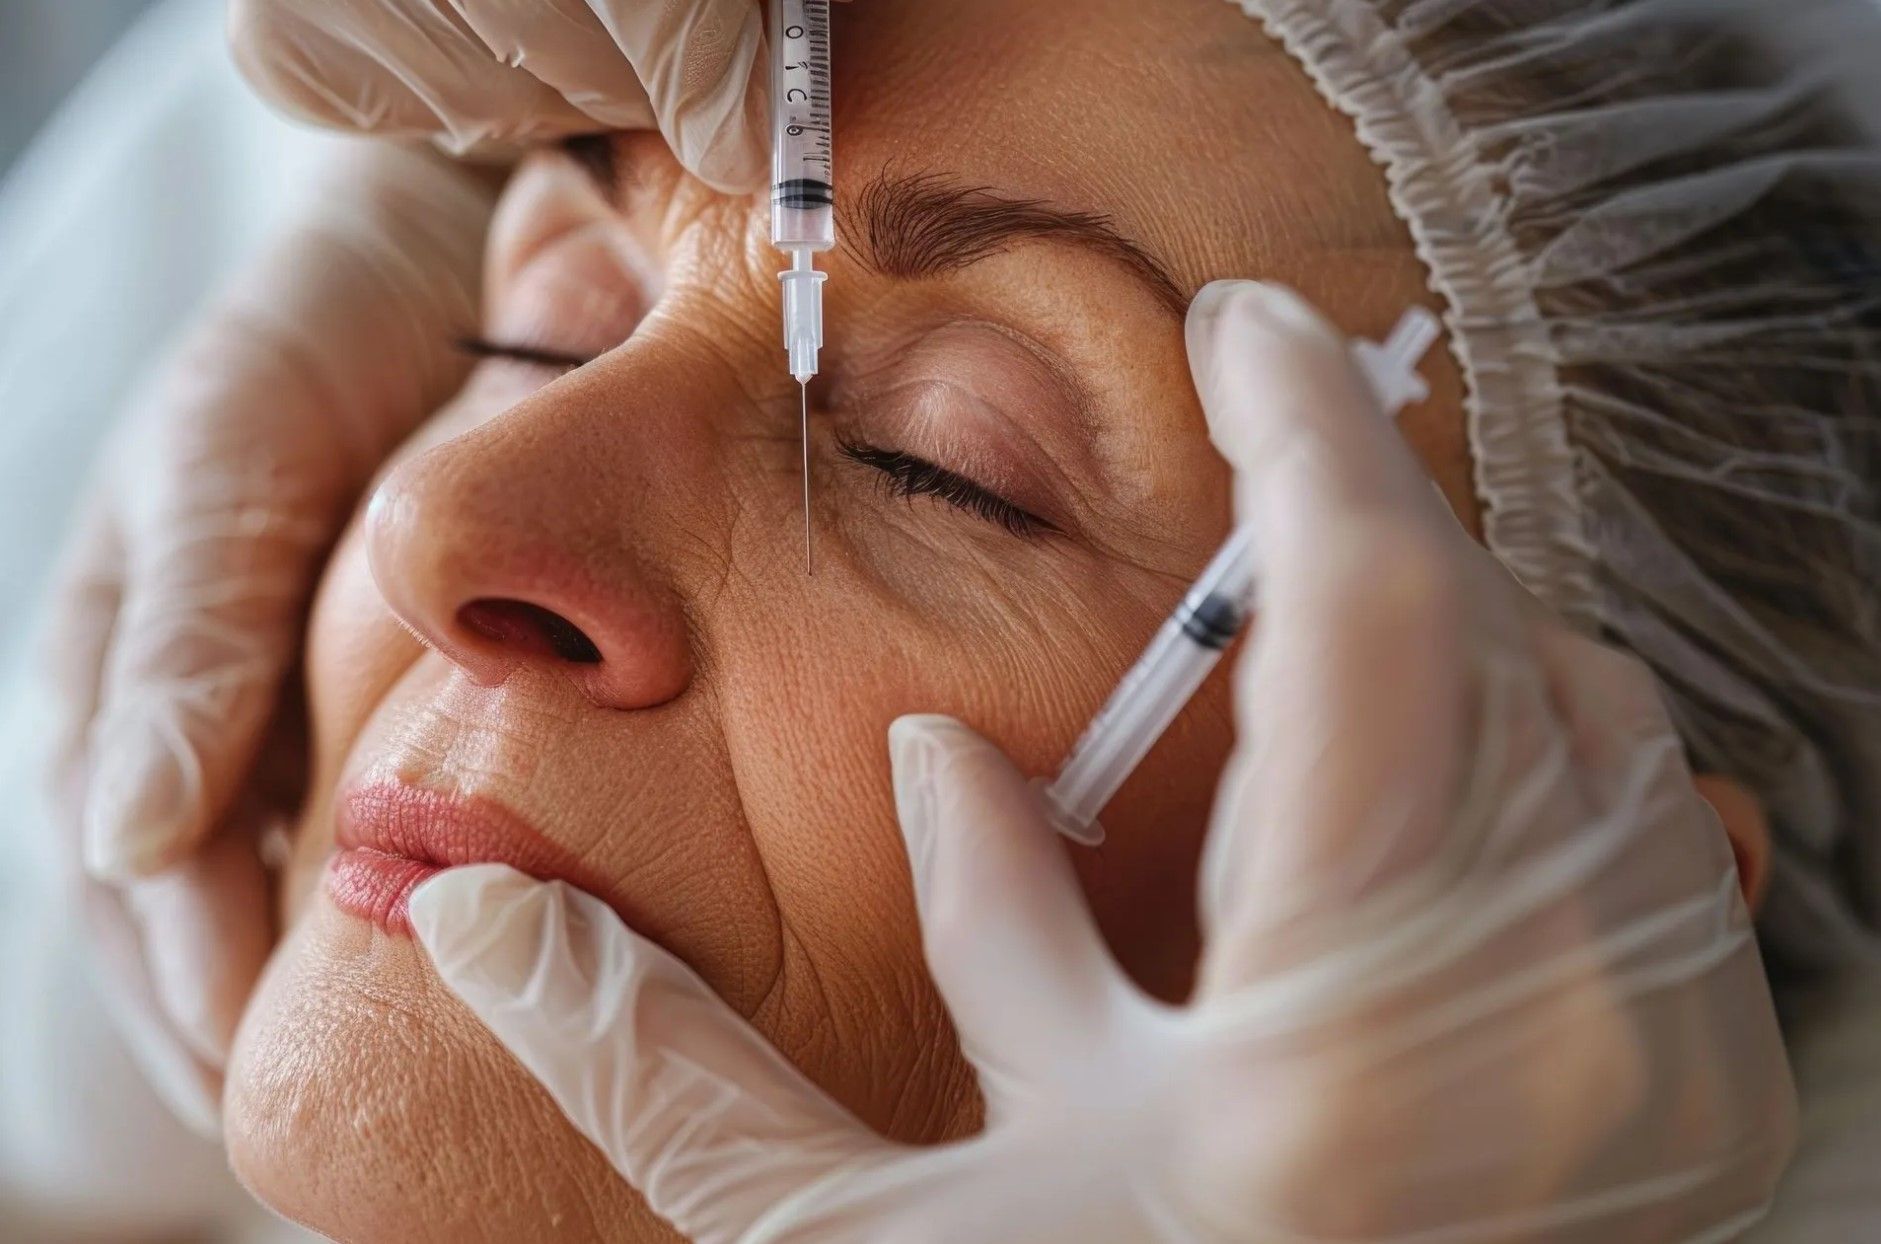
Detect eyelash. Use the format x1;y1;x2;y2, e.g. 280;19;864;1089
839;439;1054;538
456;336;593;371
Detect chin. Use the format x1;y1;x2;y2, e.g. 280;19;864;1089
224;901;679;1243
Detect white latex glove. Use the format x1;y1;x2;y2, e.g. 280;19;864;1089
411;280;1797;1241
227;0;853;193
46;139;494;1132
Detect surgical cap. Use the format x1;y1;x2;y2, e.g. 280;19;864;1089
1227;0;1881;973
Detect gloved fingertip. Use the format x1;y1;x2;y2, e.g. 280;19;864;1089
409;862;546;980
888;714;982;909
1183;281;1361;473
673;7;770;194
160;984;236;1073
83;827;163;882
116;1019;223;1141
83;744;197;881
1186;280;1341;398
1186;279;1334;347
1183;277;1255;334
691;148;770;195
683;125;770;194
413;864;644;1032
136;908;238;1070
156;1069;223;1143
415;866;682;1100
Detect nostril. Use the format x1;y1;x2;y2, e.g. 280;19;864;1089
458;599;603;664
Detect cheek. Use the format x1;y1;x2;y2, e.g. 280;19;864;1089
706;560;1129;1141
306;525;423;770
712;607;973;1140
1081;664;1231;1001
777;544;1221;1003
711;548;1219;1124
281;523;426;921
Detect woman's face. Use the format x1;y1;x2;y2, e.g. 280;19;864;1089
225;0;1470;1237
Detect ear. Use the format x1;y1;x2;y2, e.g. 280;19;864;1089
1693;774;1771;912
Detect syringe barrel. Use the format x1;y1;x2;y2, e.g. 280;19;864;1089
770;0;834;253
1040;305;1442;846
1188;523;1259;609
1044;617;1227;843
1043;525;1259;841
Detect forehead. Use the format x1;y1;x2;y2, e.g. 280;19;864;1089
829;0;1402;291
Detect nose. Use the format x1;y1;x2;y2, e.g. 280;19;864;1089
365;363;700;710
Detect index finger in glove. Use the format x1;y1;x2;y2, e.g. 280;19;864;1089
81;141;489;882
1185;283;1470;981
411;864;889;1242
229;0;770;192
889;716;1123;1090
80;363;342;880
43;500;123;804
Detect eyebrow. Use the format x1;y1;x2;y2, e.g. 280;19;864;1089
843;171;1188;316
554;142;1188;317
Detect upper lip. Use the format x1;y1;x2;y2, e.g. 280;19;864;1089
337;781;593;887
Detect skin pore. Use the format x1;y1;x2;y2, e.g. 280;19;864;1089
222;0;1760;1239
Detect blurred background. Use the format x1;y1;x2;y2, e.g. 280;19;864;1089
1;3;165;175
0;0;334;649
1;9;328;1232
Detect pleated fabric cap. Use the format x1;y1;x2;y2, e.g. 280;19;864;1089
1228;0;1881;972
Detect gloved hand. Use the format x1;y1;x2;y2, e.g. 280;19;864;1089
46;139;495;1132
410;280;1797;1241
227;0;852;193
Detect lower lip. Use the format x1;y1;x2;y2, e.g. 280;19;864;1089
328;848;443;936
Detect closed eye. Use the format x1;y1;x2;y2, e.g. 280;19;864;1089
450;347;1055;539
839;440;1056;538
456;336;595;371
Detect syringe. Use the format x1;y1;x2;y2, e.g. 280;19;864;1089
770;0;834;572
1040;306;1442;845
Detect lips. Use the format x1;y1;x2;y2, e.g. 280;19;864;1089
329;783;589;935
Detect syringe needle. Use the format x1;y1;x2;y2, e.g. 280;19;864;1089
800;380;813;575
771;0;831;576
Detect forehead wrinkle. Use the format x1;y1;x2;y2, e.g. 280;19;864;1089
840;168;1190;317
